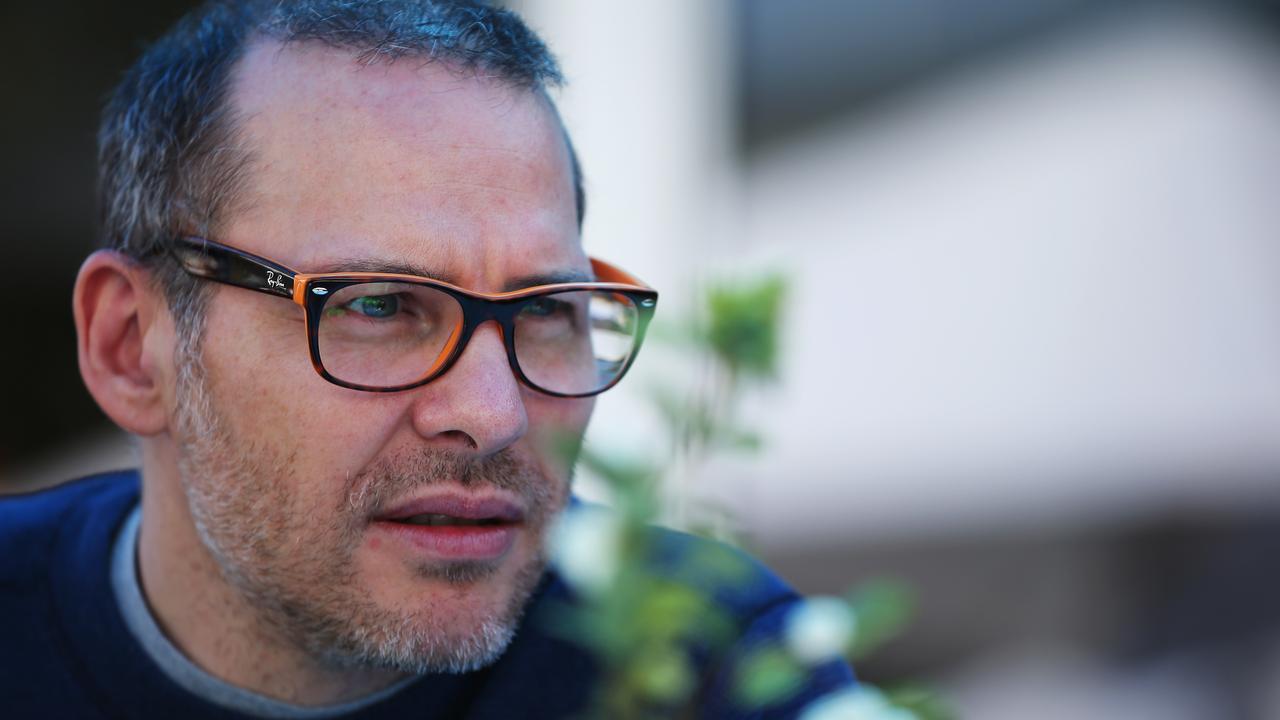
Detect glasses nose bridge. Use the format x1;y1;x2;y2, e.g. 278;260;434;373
452;296;521;375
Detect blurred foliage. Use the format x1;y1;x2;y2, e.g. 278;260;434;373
733;647;808;708
547;274;952;719
705;275;786;382
846;580;915;661
885;685;954;720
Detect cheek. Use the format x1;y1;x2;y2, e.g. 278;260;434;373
199;296;405;485
200;298;297;429
524;394;594;477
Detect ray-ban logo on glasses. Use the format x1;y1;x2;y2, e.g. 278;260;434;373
264;271;287;293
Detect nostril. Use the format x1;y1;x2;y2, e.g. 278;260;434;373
438;430;478;450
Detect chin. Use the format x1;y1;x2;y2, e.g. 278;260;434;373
328;533;548;674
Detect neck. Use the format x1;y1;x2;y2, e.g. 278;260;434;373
135;439;405;706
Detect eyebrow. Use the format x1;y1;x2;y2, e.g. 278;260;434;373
307;257;594;291
501;269;594;291
310;258;452;282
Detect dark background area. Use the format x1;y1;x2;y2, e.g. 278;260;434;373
1;1;201;471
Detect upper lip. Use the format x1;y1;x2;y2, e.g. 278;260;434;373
374;493;525;523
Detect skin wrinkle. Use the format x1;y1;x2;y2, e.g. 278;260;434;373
414;179;541;196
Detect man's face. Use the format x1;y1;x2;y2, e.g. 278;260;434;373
169;42;592;673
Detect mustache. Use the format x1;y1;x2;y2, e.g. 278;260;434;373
344;447;561;524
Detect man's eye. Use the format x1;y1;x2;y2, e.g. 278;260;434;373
525;297;569;317
347;295;400;318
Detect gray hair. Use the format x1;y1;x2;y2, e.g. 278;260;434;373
97;0;583;337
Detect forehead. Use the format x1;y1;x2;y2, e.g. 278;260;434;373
222;39;583;289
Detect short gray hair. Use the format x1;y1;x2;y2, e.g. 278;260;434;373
98;0;583;335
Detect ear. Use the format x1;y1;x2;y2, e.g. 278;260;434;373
73;251;173;436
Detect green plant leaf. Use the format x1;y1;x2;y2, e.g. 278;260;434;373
885;684;955;720
846;579;915;660
705;275;787;381
732;646;806;708
626;644;696;705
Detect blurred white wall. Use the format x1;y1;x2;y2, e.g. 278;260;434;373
514;0;746;503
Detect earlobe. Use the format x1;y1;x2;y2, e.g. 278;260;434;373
74;251;172;436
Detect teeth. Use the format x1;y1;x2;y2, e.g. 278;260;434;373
401;513;493;527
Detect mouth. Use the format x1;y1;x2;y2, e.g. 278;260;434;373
394;514;509;527
370;494;525;561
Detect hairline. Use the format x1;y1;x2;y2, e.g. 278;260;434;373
212;32;584;237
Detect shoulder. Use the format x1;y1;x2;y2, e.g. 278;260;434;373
559;498;801;618
639;524;801;618
637;525;859;715
0;470;140;583
0;471;139;715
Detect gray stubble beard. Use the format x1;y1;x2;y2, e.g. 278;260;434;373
169;330;566;676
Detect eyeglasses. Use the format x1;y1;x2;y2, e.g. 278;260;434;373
169;237;657;397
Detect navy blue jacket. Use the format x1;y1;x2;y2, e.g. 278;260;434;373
0;471;854;718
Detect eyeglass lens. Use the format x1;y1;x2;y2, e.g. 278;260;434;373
315;282;640;395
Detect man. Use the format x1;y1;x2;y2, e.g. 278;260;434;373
0;1;854;717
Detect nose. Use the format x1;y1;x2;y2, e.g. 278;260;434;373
408;321;528;454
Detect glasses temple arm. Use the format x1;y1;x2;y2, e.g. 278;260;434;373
171;236;298;300
589;257;656;289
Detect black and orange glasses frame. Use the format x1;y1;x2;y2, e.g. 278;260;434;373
169;237;657;397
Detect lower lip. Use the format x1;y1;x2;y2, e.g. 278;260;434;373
371;520;519;560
